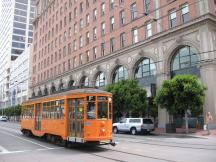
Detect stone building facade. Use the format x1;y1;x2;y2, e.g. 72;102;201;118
31;0;216;127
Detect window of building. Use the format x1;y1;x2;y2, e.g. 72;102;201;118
110;17;115;31
86;50;90;62
74;7;77;18
86;14;90;26
110;38;115;52
169;10;176;28
74;23;78;34
80;19;83;30
59;34;62;45
101;43;105;56
135;58;156;78
80;2;83;14
112;66;128;83
79;36;83;48
64;16;67;26
146;22;152;38
120;10;125;25
93;27;97;40
68;43;71;55
93;9;97;21
69;27;72;37
181;3;189;23
120;32;126;48
73;40;77;51
96;72;106;87
64;31;67;41
101;3;105;16
101;22;106;36
110;0;115;10
132;28;138;44
131;3;138;20
79;53;83;65
119;0;124;4
144;0;150;14
93;46;97;60
73;56;77;68
86;32;90;44
69;12;72;22
63;46;67;56
86;0;89;9
68;59;71;70
81;76;89;87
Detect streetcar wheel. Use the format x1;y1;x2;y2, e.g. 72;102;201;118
113;127;118;134
130;128;137;135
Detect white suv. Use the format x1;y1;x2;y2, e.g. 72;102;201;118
113;118;154;135
0;116;8;122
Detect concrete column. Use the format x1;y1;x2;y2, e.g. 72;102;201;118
156;45;170;128
199;25;216;126
156;73;170;128
200;63;216;123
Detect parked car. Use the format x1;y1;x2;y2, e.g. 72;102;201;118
113;118;154;135
0;116;8;122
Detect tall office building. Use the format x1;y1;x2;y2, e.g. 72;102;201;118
0;0;35;108
32;0;216;127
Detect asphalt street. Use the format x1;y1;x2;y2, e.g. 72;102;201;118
0;122;216;162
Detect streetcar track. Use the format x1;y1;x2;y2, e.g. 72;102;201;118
115;139;216;151
114;135;216;147
91;146;179;162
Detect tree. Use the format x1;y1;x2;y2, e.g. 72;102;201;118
106;79;147;121
3;105;22;117
155;75;206;133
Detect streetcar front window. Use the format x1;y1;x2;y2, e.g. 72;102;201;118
98;102;108;119
87;102;96;119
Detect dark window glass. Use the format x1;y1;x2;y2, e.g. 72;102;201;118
135;58;156;78
12;35;25;42
15;3;27;10
14;9;27;16
98;102;108;119
14;16;27;23
87;102;96;119
12;42;25;48
16;0;28;4
13;22;26;29
143;119;153;124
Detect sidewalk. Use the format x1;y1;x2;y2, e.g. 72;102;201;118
153;128;216;138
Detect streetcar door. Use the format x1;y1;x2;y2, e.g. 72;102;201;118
68;98;84;141
35;103;41;130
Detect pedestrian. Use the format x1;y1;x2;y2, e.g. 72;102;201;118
206;112;213;135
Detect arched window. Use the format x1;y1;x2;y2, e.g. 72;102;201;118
171;46;199;77
112;66;128;83
95;72;106;87
80;76;89;87
135;58;156;78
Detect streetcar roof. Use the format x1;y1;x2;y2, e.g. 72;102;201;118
23;88;112;104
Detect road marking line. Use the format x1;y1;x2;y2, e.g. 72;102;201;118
0;147;63;155
0;131;52;149
0;145;9;154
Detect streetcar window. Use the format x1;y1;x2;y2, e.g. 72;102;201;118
87;96;95;101
98;96;108;101
87;102;96;119
22;105;34;119
98;102;108;119
109;103;112;119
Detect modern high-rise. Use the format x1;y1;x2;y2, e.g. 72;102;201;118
31;0;216;128
0;0;35;108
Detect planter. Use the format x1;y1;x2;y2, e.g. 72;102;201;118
165;123;176;133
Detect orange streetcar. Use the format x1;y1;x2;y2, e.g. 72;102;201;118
21;88;115;146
